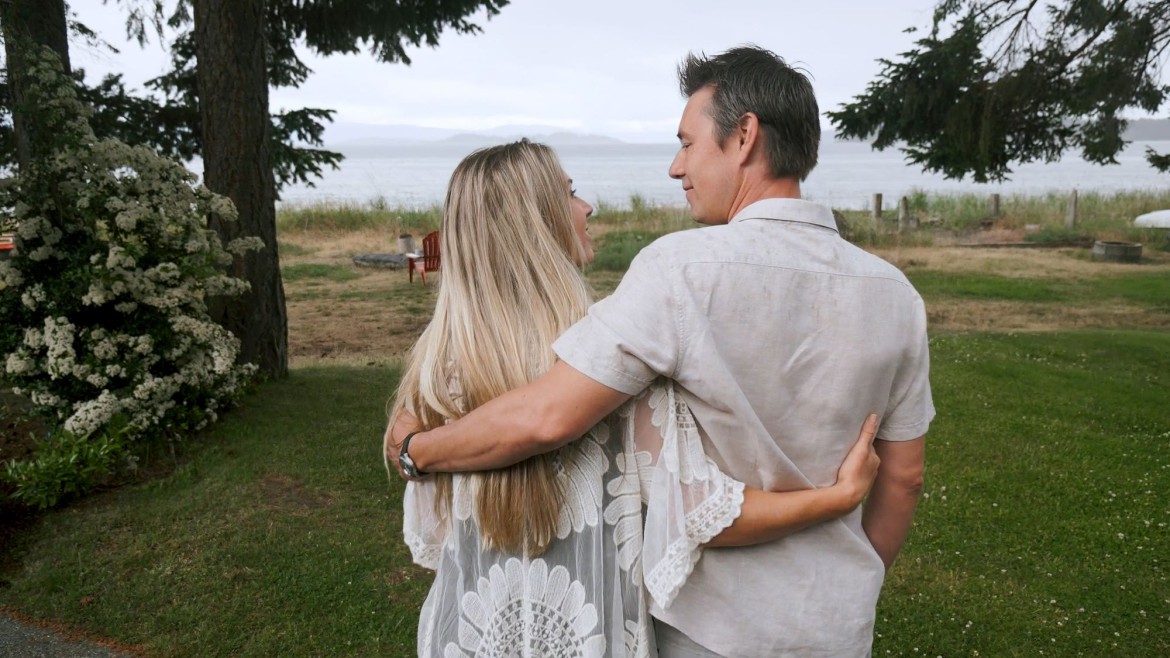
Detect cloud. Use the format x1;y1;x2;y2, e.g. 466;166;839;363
74;0;939;141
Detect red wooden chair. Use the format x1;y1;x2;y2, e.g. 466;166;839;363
407;231;441;284
0;234;14;259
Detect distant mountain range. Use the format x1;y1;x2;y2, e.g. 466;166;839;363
325;118;1170;149
326;123;634;148
441;131;626;146
1122;118;1170;140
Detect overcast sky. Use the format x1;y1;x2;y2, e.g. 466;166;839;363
73;1;949;143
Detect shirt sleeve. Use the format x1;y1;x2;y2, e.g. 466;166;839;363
880;294;935;441
403;479;446;570
632;380;745;610
554;246;681;395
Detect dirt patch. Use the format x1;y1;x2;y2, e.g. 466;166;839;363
258;474;333;512
874;245;1170;279
287;274;436;363
281;229;399;266
926;299;1170;332
381;564;432;588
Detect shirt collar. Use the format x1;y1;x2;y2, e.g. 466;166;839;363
730;198;839;233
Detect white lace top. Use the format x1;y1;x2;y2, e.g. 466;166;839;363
404;381;746;657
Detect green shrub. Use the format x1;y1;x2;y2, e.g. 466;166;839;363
590;230;665;271
2;427;127;509
0;48;257;508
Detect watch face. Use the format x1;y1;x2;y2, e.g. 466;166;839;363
400;445;420;478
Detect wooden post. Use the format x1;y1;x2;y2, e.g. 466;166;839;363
990;193;1001;218
398;234;416;254
872;193;883;221
1065;190;1078;228
898;196;910;231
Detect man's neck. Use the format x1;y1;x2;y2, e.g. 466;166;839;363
726;178;802;221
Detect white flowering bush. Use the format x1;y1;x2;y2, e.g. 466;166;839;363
0;48;260;508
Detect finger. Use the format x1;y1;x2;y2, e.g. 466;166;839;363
859;413;879;445
388;421;402;458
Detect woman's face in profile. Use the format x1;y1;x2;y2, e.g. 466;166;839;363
567;176;594;265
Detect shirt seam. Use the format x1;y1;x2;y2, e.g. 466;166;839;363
669;257;686;379
676;258;919;291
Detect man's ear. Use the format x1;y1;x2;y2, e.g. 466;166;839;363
736;112;763;164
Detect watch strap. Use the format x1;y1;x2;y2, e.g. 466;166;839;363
399;431;426;478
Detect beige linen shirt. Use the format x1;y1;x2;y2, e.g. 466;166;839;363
553;198;935;657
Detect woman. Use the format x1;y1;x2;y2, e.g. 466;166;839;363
387;140;877;657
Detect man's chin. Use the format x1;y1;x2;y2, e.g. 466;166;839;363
690;211;723;226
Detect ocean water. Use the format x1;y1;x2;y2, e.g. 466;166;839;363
277;139;1170;211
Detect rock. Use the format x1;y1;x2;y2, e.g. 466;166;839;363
352;253;411;269
1091;240;1142;263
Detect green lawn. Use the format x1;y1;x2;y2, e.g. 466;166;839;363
874;330;1170;656
0;365;427;656
2;330;1167;656
906;269;1170;308
281;262;364;283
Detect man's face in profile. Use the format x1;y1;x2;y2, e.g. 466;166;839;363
668;85;739;225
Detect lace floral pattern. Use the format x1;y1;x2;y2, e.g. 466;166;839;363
445;558;606;657
603;449;652;585
554;424;609;538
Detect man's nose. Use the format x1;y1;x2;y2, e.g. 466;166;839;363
668;151;684;180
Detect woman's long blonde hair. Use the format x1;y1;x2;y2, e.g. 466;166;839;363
388;140;592;556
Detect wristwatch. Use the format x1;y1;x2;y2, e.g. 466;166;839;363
398;431;427;478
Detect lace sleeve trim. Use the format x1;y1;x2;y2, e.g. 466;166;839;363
404;528;442;570
644;472;745;609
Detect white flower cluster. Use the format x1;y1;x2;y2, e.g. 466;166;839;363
0;259;24;291
0;47;262;459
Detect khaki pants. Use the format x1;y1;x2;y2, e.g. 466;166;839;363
654;620;724;657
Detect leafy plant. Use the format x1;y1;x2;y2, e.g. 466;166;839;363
2;426;128;509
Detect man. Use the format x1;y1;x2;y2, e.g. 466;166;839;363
390;46;932;656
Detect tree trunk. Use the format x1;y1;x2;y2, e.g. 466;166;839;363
0;0;71;171
193;0;288;378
